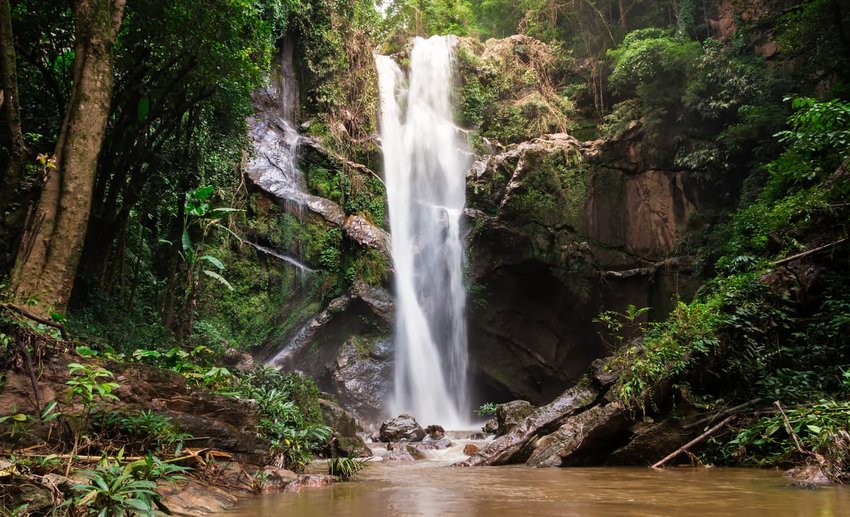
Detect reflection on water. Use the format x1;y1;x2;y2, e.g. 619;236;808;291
223;461;850;517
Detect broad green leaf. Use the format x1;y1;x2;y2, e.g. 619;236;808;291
181;229;195;263
137;96;150;123
200;255;225;270
202;270;234;290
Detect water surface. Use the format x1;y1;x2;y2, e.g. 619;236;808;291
224;460;850;516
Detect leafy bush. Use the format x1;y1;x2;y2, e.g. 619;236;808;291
718;400;850;479
92;410;190;455
235;367;330;471
72;451;187;516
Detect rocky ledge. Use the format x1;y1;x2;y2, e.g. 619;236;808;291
459;358;698;468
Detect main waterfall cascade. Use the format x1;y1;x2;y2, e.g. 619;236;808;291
376;36;472;427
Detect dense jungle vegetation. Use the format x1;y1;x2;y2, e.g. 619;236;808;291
1;0;849;514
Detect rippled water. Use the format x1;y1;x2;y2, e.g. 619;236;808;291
223;451;850;516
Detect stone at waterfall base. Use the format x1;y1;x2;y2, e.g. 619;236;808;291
463;444;480;456
380;414;426;442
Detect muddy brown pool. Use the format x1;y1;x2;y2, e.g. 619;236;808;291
222;460;850;516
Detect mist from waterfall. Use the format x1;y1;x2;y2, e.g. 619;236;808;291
376;36;471;427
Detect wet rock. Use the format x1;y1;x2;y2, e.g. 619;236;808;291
482;418;498;434
590;357;621;388
213;462;254;491
332;337;393;423
412;438;452;452
320;398;358;437
159;480;239;516
463;444;480;456
219;348;254;372
785;465;832;487
343;214;391;258
260;467;298;492
350;280;394;321
383;446;419;461
496;400;535;437
424;425;446;440
380;414;426;442
526;402;629;467
458;384;598;466
285;474;335;493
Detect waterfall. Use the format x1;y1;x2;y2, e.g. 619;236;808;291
376;36;471;427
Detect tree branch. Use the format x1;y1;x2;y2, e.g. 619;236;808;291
1;303;69;340
771;238;849;267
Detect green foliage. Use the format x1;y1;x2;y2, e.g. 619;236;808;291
774;0;850;97
235;367;330;471
718;98;850;264
718;400;850;477
593;304;649;350
503;152;586;229
346;248;389;287
776;97;850;173
474;402;498;417
72;451;187;516
66;363;120;409
92;410;191;455
131;346;236;392
608;29;701;145
328;456;366;481
454;38;573;144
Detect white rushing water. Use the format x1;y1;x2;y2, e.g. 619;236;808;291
376;36;471;427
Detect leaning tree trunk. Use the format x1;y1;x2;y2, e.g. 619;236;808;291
0;0;28;215
10;0;126;316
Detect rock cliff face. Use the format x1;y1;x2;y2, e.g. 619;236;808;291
465;124;702;405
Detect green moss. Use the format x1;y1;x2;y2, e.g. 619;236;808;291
504;151;587;229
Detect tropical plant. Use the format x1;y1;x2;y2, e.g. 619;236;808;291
328;456;366;481
65;363;121;472
72;450;187;516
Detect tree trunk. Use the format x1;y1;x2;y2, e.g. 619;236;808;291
618;0;628;30
0;0;28;215
10;0;126;316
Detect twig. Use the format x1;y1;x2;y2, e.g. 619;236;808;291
683;399;760;430
15;453;146;462
774;401;807;455
15;337;44;413
1;303;69;340
651;415;736;468
771;238;849;267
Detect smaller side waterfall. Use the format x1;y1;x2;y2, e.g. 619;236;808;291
376;36;471;427
247;34;307;217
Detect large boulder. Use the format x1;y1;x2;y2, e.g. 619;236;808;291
459;384;599;466
526;402;629;467
320;398;372;457
495;400;534;437
379;414;426;442
331;336;393;423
